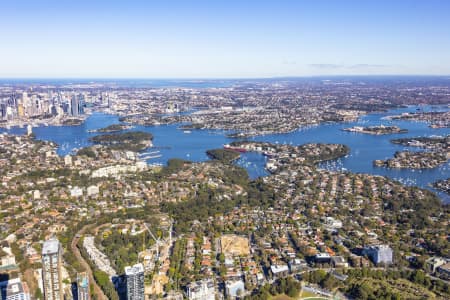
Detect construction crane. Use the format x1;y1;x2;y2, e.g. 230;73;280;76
168;220;173;245
143;222;162;258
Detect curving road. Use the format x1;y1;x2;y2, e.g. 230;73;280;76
71;224;108;300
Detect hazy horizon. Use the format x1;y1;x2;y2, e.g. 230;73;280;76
1;75;450;80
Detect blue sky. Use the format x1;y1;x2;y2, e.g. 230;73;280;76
0;0;449;78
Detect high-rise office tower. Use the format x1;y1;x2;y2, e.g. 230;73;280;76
77;94;85;115
21;92;29;106
70;95;79;117
0;103;7;119
17;102;24;117
76;272;89;300
42;238;63;300
125;263;145;300
8;93;17;108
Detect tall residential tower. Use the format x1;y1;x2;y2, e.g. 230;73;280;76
125;263;145;300
76;272;90;300
42;238;63;300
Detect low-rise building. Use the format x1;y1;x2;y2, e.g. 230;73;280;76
331;256;348;268
64;155;72;166
225;280;245;299
270;264;289;278
437;262;450;280
315;253;331;263
425;257;446;274
0;277;31;300
0;248;16;268
86;185;99;197
288;259;307;273
70;186;83;198
363;245;393;265
186;279;215;300
325;217;343;231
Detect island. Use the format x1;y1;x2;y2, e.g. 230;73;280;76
62;118;84;126
342;125;407;135
90;131;153;151
206;148;241;163
88;124;133;133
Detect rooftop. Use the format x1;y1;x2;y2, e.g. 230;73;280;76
125;263;144;276
0;278;28;296
42;238;60;255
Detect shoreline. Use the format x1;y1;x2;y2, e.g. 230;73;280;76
1;105;449;203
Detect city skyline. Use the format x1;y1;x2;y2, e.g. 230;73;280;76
1;0;450;78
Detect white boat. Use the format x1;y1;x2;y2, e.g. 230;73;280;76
140;150;160;156
141;154;162;160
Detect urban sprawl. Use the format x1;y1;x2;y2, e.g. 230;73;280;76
0;78;449;300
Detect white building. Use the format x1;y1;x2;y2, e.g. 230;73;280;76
32;190;41;200
70;186;83;197
426;257;447;274
0;247;16;268
86;185;99;197
91;163;147;178
325;217;343;230
42;238;63;300
125;263;145;300
186;279;215;300
270;264;289;278
26;125;32;136
225;280;245;299
64;155;72;166
83;236;116;277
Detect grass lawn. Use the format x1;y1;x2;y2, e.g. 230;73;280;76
271;295;293;300
298;289;330;299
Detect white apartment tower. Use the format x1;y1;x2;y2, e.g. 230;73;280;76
125;263;145;300
42;238;63;300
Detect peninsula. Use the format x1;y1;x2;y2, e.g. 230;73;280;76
90;131;153;151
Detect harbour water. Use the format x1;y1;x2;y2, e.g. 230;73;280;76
1;105;449;203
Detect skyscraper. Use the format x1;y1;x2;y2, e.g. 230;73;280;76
77;94;85;115
0;103;6;119
76;272;89;300
125;263;145;300
42;238;63;300
21;92;28;107
70;95;79;117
